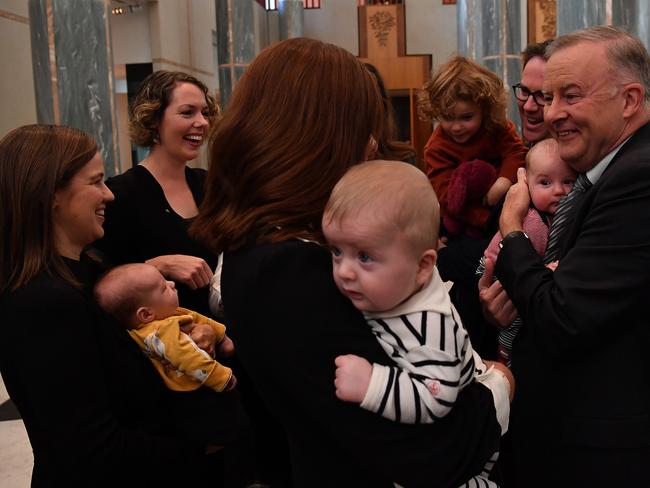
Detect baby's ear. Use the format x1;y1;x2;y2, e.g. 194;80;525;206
135;306;155;325
416;249;437;287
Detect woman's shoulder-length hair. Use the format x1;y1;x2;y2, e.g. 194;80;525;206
192;37;385;252
0;124;97;292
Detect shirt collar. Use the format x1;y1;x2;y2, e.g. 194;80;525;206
585;137;631;184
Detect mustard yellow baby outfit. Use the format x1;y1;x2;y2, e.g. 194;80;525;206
128;307;232;392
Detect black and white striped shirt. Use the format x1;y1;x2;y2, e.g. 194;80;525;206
361;268;486;424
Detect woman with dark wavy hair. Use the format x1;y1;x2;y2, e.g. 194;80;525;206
192;38;506;487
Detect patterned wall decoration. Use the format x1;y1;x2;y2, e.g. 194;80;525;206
528;0;557;43
369;10;396;47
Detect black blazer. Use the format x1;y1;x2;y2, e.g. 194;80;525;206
496;121;650;487
222;239;502;488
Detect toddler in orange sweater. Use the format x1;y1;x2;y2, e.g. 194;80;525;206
419;56;527;238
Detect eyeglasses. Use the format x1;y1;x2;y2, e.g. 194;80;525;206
512;83;545;106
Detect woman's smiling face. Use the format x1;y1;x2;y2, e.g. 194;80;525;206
156;82;210;162
52;152;114;258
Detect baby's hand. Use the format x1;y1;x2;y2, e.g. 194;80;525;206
334;354;372;403
216;334;235;357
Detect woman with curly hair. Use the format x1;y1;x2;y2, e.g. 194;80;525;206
93;69;255;487
96;71;219;318
419;56;527;238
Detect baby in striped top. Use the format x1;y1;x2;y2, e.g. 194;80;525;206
322;160;513;486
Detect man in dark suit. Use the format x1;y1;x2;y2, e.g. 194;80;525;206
479;26;650;487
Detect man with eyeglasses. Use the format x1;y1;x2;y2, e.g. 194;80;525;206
512;41;553;146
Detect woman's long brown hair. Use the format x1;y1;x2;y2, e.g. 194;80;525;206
0;125;97;292
192;38;385;252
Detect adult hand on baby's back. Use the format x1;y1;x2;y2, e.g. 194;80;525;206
146;254;212;290
334;354;372;404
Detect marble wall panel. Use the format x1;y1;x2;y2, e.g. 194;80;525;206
457;0;522;130
278;0;304;40
29;0;119;176
232;0;254;65
556;0;606;35
28;0;54;124
215;0;255;108
218;66;233;110
612;0;650;50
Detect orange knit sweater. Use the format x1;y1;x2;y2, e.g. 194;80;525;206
424;120;527;229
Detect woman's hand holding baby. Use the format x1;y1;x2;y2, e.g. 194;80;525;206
182;322;218;357
334;354;372;403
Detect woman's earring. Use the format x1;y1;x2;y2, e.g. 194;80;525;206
153;132;160;144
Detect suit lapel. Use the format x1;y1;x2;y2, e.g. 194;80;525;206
558;121;650;259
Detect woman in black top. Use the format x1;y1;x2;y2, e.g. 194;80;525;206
95;71;271;484
0;125;250;486
96;71;217;318
192;38;505;488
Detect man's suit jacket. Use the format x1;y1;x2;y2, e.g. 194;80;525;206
496;121;650;487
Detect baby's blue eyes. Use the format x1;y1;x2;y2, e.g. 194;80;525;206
359;252;373;263
329;247;374;263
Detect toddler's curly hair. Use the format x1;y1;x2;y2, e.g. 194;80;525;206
418;56;507;135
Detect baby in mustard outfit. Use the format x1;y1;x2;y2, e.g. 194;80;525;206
94;263;235;392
